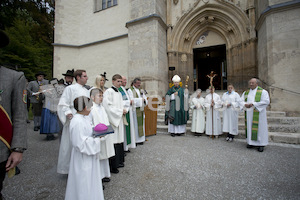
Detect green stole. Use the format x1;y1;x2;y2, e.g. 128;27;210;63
118;87;131;145
244;86;263;141
130;86;144;137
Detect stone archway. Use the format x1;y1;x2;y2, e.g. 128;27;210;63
167;1;257;91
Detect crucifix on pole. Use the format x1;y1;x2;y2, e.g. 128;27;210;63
207;71;217;139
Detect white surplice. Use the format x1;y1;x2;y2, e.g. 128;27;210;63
120;86;136;151
204;93;222;136
90;102;115;179
190;97;205;133
127;86;148;143
221;91;242;135
57;83;89;174
241;87;270;146
103;87;124;144
65;114;104;200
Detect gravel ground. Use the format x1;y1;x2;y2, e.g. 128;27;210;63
2;122;300;200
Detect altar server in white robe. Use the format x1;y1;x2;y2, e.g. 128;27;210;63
119;76;136;151
128;78;148;145
57;70;89;174
204;86;222;137
222;84;243;142
241;78;270;152
190;89;205;136
65;96;104;200
90;88;115;182
103;74;126;174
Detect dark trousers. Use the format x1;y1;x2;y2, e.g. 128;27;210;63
0;161;7;200
109;143;124;170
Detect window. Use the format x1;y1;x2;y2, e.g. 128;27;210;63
94;0;117;12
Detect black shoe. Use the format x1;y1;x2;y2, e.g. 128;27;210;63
118;163;124;168
102;177;111;183
247;144;254;148
171;133;175;137
34;127;38;131
125;150;131;153
27;120;30;124
137;142;144;145
37;126;40;130
258;146;264;152
110;169;119;174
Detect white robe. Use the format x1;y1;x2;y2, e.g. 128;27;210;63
204;93;222;136
190;97;205;133
127;86;148;143
65;114;104;200
57;83;89;174
221;91;242;135
90;102;115;179
120;86;136;151
241;87;270;146
103;87;124;144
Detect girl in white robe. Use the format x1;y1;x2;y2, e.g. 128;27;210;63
65;96;104;200
204;87;222;137
190;89;205;135
221;84;242;141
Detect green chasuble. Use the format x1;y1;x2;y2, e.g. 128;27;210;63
165;86;189;125
118;87;131;145
244;86;263;141
130;86;144;137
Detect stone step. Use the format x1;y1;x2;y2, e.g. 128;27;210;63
157;113;299;125
156;126;300;144
157;110;287;117
157;119;300;133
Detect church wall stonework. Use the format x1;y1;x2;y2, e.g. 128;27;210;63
127;0;168;97
256;0;300;113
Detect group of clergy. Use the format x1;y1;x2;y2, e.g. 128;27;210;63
55;70;148;200
166;75;270;153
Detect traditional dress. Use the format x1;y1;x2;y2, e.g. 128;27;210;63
119;86;136;151
57;83;89;174
65;113;104;200
165;86;189;135
222;91;242;138
241;86;270;146
128;86;148;143
103;86;125;171
40;83;64;138
190;96;205;134
204;93;222;136
90;102;115;179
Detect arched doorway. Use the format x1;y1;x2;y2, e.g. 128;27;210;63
167;2;257;91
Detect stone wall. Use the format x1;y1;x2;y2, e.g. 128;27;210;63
256;0;300;113
127;0;168;96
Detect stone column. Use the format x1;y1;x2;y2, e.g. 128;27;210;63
126;0;168;97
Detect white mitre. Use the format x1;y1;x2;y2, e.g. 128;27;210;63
172;75;181;82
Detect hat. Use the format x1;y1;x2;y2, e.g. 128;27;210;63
100;72;109;81
0;30;9;48
35;71;46;77
62;69;74;77
172;75;181;82
94;123;108;132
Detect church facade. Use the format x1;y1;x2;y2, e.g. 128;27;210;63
53;0;300;113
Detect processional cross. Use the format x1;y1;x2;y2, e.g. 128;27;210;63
207;71;217;139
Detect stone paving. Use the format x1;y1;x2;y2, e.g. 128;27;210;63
2;122;300;200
